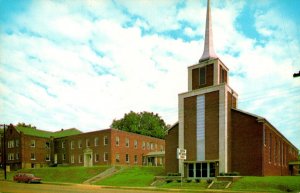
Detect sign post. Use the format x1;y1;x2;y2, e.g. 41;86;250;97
177;148;186;187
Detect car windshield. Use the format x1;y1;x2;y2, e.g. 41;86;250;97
26;174;34;177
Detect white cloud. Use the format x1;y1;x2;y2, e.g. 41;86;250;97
0;0;299;149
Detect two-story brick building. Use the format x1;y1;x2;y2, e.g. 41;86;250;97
1;124;165;170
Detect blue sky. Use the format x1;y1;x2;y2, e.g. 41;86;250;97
0;0;299;149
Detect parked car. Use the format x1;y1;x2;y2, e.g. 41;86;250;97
13;173;42;183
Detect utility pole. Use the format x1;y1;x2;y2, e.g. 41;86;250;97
0;124;7;180
293;71;300;78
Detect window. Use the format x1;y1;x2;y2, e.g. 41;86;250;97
70;141;74;149
134;155;138;164
116;136;120;146
199;66;206;85
16;153;19;160
220;67;227;83
134;140;138;149
86;139;90;147
70;154;75;164
103;136;108;146
78;140;82;148
147;142;150;150
8;140;14;148
62;141;65;149
150;143;154;150
115;154;120;163
125;154;129;163
15;139;19;147
142;141;145;150
8;153;14;160
45;142;50;149
104;152;108;162
62;153;66;161
94;137;99;146
31;140;35;147
263;126;266;146
269;133;272;163
125;138;129;147
274;139;277;164
31;153;35;160
79;155;83;163
155;144;157;150
46;154;50;161
95;153;99;162
160;145;164;151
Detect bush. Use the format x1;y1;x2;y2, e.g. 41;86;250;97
176;179;181;183
195;179;201;183
167;173;181;176
165;179;173;183
185;179;192;183
206;179;213;184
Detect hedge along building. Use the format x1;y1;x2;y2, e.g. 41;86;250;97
165;0;299;178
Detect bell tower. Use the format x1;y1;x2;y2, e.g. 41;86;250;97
178;0;238;177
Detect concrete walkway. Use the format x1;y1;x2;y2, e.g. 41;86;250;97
83;166;120;184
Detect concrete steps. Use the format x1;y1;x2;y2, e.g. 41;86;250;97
83;166;120;184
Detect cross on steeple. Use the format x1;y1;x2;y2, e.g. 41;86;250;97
199;0;218;62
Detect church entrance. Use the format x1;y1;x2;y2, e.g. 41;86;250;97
187;162;216;178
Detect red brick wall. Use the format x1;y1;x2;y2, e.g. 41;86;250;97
165;124;179;174
110;129;165;166
184;96;197;161
263;124;298;176
205;91;219;160
231;109;263;176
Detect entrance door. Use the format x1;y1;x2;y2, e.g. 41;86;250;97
187;162;215;178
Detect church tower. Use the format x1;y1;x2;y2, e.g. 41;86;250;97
177;0;238;177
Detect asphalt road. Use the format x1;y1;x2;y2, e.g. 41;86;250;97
0;181;177;193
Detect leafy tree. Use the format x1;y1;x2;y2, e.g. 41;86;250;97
111;111;168;139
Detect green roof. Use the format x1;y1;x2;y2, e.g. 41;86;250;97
15;126;82;138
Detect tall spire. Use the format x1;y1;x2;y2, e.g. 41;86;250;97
199;0;218;62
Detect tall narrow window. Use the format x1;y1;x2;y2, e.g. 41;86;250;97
116;154;120;163
125;154;129;163
86;139;90;147
94;137;99;146
116;136;120;146
62;141;65;149
134;140;138;149
45;142;50;149
199;67;206;85
79;155;83;163
31;153;35;160
31;140;35;147
125;138;129;147
104;152;108;162
142;141;145;150
70;141;74;149
15;139;19;147
46;154;50;161
103;136;108;146
78;140;82;148
134;155;138;164
269;133;272;163
70;155;74;163
95;153;99;162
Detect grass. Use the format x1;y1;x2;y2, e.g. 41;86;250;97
230;176;300;192
94;166;164;187
1;166;110;184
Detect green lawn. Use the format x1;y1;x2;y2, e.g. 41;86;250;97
94;166;164;187
230;176;300;192
1;166;110;184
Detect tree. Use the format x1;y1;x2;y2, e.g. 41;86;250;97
111;111;168;139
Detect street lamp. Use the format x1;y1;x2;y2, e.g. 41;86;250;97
0;124;7;180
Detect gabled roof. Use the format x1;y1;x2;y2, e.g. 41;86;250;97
15;126;82;138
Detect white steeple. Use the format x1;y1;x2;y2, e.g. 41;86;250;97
199;0;218;62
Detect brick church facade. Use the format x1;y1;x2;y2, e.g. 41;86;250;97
165;0;299;177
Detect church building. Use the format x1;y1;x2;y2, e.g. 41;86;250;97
165;0;299;178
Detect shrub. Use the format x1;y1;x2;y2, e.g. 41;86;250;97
176;179;181;183
206;179;213;184
219;172;225;176
195;179;201;183
185;179;192;183
165;179;173;183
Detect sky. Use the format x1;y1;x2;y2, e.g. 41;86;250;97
0;0;299;149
